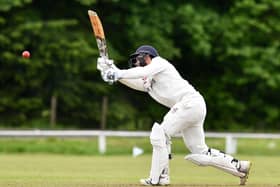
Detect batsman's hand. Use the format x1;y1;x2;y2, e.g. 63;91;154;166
102;68;119;84
97;57;114;71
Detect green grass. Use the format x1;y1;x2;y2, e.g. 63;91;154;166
0;136;279;186
0;154;279;187
0;137;279;155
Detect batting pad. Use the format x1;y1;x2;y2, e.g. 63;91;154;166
149;123;169;184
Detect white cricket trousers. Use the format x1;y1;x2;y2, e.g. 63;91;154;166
161;95;208;154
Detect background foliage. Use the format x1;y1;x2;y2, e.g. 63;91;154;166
0;0;279;131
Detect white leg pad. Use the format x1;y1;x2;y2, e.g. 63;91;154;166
149;123;169;184
185;150;245;177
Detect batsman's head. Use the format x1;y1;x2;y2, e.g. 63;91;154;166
129;45;159;67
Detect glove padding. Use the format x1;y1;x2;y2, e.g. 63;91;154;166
97;57;114;71
97;57;120;84
102;68;119;84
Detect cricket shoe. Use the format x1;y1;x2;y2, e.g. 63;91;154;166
140;176;170;186
238;160;252;185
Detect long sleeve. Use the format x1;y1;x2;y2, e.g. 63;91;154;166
109;63;145;91
118;78;146;92
117;57;165;79
108;62;146;91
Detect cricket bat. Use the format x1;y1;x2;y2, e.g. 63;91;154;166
88;10;108;58
88;10;114;84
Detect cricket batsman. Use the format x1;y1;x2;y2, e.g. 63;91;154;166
97;45;252;186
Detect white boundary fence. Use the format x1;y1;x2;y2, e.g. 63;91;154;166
0;130;280;154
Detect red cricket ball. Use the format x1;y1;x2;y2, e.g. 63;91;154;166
22;50;30;58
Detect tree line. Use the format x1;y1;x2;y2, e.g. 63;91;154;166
0;0;279;132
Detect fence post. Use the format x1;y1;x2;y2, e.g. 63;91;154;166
98;134;106;154
225;135;237;154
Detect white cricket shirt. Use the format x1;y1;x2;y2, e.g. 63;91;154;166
118;56;202;108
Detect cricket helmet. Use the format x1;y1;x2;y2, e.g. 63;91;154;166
128;45;159;67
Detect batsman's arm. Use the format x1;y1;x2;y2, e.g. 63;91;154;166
97;57;146;91
118;78;146;92
117;60;164;79
105;63;146;91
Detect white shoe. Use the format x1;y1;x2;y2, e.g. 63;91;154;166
140;176;170;186
238;161;252;185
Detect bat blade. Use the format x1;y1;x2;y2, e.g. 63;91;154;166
88;10;108;58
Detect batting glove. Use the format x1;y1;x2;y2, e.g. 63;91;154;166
97;57;114;71
102;68;119;84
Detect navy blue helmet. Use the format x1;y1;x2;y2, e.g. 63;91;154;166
129;45;159;67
